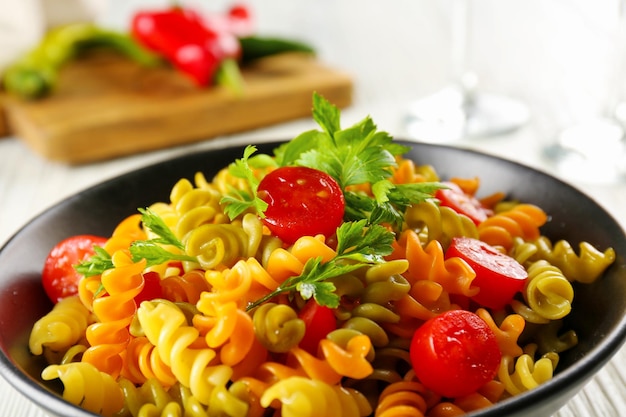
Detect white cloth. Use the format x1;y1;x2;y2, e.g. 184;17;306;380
0;0;107;72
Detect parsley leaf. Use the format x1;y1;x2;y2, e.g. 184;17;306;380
312;91;341;137
221;145;271;220
74;246;113;277
246;219;394;310
130;208;198;267
129;240;197;267
138;207;184;250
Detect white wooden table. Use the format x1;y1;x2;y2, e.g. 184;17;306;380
1;1;624;415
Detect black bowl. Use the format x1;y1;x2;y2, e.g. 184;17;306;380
0;141;625;417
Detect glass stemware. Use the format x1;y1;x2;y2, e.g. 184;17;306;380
405;0;529;143
541;1;626;185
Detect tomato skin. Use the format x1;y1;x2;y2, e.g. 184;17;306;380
298;299;337;355
134;271;164;305
257;166;345;244
446;237;528;310
42;235;108;304
436;182;492;225
409;310;501;398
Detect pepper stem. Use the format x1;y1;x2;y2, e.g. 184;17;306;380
215;58;245;97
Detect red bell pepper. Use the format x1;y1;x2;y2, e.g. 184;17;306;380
131;7;243;88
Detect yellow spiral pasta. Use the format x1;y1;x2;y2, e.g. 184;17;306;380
169;178;225;236
498;352;559;396
41;361;124;417
29;295;93;356
260;376;372;417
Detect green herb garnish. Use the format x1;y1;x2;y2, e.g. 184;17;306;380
246;219;394;311
222;92;443;229
220;145;272;220
75;246;113;277
129;208;197;267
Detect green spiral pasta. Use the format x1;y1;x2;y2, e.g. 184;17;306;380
509;236;539;265
522;260;574;321
404;199;478;249
117;377;172;417
530;237;616;284
240;213;283;267
183;223;250;270
118;378;247;417
533;320;579;355
252;303;305;352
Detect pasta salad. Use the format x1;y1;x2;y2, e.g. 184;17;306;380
29;93;616;417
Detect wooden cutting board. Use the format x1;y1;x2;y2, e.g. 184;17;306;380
0;52;353;164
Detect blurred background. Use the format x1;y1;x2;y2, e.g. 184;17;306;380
2;0;623;141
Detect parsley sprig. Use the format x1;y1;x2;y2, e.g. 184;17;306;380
75;208;198;281
129;208;197;267
221;92;443;229
220;145;272;220
246;219;394;311
76;93;444;310
75;246;113;277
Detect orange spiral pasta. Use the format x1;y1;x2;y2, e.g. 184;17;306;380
477;204;548;251
374;378;430;417
393;229;477;298
118;335;176;386
81;251;146;378
160;269;211;304
103;214;147;255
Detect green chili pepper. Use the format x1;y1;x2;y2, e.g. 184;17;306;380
2;23;160;99
239;36;315;64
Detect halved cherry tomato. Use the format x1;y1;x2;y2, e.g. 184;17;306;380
298;299;337;355
42;234;108;303
257;166;345;244
134;271;164;305
436;182;492;225
446;237;528;310
409;309;501;398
